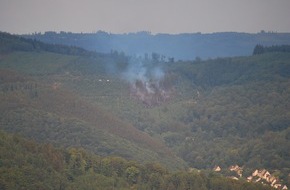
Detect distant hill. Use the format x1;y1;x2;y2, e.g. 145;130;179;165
0;31;92;56
22;31;290;60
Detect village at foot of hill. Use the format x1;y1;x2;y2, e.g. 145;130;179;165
211;165;288;190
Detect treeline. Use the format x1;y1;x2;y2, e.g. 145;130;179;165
253;44;290;55
0;31;96;56
0;130;274;190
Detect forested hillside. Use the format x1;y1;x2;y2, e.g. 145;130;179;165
0;32;185;170
1;32;289;189
0;130;275;190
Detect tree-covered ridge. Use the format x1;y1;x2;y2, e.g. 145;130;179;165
0;130;274;190
0;31;96;56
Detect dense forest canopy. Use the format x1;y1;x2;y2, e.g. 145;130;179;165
0;130;275;190
1;31;289;189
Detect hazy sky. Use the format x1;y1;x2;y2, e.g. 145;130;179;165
1;0;290;34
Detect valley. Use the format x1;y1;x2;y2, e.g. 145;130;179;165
0;31;289;189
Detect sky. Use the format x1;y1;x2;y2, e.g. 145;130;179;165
1;0;290;34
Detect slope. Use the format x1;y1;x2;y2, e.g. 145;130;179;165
0;37;186;169
0;130;274;190
1;32;290;183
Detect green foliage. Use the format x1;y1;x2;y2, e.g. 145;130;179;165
0;131;274;190
0;32;289;189
125;166;140;184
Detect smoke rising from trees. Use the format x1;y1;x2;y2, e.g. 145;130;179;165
120;56;173;107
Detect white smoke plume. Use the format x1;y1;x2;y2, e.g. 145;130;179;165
121;57;173;107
